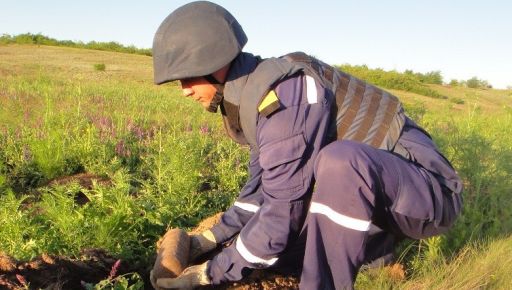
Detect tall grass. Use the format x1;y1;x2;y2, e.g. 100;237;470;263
0;47;248;264
425;107;512;251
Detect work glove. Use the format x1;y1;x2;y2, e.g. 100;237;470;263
189;230;217;262
156;261;211;289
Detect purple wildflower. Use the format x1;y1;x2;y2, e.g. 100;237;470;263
115;140;129;157
200;124;210;134
131;126;145;140
108;259;122;280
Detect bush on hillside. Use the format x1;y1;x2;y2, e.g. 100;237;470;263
94;63;106;71
405;70;443;85
338;64;446;99
449;79;459;87
466;77;491;89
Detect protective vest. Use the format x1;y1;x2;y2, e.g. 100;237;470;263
220;52;406;152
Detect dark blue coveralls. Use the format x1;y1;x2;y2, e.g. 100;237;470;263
206;71;462;289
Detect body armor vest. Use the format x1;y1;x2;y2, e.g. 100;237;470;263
220;52;406;152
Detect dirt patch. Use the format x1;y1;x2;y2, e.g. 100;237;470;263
0;212;299;290
42;173;112;205
217;272;299;290
0;249;131;290
190;212;223;235
46;173;111;189
0;251;298;290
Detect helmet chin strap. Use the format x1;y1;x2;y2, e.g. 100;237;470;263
206;83;224;113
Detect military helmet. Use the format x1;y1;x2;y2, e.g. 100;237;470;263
152;1;247;85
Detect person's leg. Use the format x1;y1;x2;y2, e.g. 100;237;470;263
361;224;398;269
299;140;454;289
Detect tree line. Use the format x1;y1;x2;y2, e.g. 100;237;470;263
0;33;151;56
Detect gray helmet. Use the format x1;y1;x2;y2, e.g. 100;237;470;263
153;1;247;85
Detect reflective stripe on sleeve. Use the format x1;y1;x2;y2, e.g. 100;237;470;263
234;201;260;213
309;202;371;231
305;75;318;104
235;236;278;266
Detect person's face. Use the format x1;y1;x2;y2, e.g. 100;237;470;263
179;65;230;109
180;77;217;109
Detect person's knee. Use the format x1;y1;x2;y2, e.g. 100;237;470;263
314;141;371;179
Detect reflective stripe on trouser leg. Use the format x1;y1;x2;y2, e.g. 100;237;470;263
300;141;388;290
309;202;371;231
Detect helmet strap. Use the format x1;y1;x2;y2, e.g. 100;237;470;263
206;83;224;113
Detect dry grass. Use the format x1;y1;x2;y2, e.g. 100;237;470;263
0;44;153;83
401;235;512;289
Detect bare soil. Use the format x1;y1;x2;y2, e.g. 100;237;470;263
0;209;403;289
0;249;131;290
0;248;298;290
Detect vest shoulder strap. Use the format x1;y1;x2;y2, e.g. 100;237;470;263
283;52;405;151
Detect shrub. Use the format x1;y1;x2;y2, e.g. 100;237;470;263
338;64;445;99
94;63;106;71
417;71;443;85
450;97;465;104
449;79;459;87
466;77;490;89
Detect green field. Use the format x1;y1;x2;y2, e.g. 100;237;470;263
1;44;511;289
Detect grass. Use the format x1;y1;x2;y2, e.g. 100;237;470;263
356;235;512;289
1;43;511;288
0;44;248;263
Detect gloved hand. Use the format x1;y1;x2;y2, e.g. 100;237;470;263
189;230;217;261
156;261;211;289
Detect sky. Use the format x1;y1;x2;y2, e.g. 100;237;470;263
1;0;511;89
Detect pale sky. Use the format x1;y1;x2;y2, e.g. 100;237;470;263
1;0;511;88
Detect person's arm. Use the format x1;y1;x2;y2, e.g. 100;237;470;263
209;147;264;243
208;74;332;284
